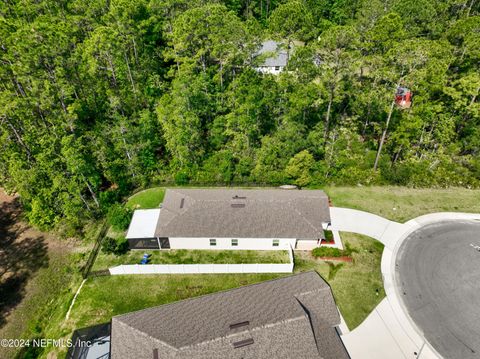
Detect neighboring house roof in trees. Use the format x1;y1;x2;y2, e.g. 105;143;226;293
255;40;290;67
155;188;330;239
110;271;349;359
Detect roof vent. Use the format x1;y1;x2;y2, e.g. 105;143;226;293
232;195;246;199
180;198;185;208
233;338;254;349
279;184;298;190
229;321;250;330
231;203;246;208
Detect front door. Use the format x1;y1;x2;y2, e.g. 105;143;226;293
159;237;170;249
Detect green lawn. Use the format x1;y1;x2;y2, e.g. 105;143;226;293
31;233;383;358
125;187;165;209
325;186;480;222
294;232;385;329
66;273;283;339
65;231;381;352
92;249;290;271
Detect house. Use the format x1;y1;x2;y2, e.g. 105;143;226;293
253;40;291;75
125;188;331;251
110;271;350;359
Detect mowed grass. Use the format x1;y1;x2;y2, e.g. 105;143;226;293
92;249;290;271
68;273;282;331
325;186;480;222
73;232;380;340
125;187;165;209
294;232;385;329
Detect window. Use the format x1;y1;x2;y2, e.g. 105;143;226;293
231;239;238;246
274;66;280;71
210;239;217;246
272;239;279;247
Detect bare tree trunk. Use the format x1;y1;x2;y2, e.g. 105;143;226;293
466;0;476;17
374;100;395;171
3;117;32;160
219;62;223;90
393;146;402;164
324;130;337;179
324;88;334;140
83;175;99;208
79;192;91;210
107;55;118;87
469;86;479;106
124;51;136;95
132;38;138;64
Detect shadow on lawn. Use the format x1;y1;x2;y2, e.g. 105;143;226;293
0;196;49;329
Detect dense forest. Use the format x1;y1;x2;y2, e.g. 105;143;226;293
0;0;479;233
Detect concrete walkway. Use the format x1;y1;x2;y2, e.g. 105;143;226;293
330;207;480;359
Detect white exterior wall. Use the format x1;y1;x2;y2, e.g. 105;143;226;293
254;66;283;75
168;237;296;250
296;239;321;250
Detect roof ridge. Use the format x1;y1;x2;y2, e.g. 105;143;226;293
288;201;322;235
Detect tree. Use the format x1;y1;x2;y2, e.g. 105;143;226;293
268;1;314;63
285;150;315;186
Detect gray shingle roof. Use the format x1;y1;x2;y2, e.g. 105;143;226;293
255;40;289;67
155;188;330;239
110;271;349;359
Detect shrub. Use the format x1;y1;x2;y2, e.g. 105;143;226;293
102;236;129;255
107;204;132;231
324;230;334;242
101;237;117;254
326;261;345;280
312;247;342;257
174;170;190;185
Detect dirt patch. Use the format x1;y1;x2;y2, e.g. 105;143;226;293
0;189;76;339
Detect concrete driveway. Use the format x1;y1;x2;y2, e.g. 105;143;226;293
330;207;480;359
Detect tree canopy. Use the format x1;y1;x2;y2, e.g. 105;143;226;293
1;0;479;233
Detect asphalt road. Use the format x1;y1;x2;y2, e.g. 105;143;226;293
396;221;480;359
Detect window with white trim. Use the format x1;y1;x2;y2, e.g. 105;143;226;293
231;239;238;246
210;239;217;246
272;239;279;247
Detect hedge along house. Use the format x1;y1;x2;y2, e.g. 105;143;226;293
125;188;332;251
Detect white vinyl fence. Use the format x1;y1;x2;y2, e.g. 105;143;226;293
109;246;294;275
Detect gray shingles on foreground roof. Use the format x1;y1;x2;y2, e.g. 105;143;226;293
110;271;350;359
155;188;330;239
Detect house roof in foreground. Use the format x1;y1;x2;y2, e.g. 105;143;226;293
110;271;349;359
125;208;161;239
155;188;330;239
